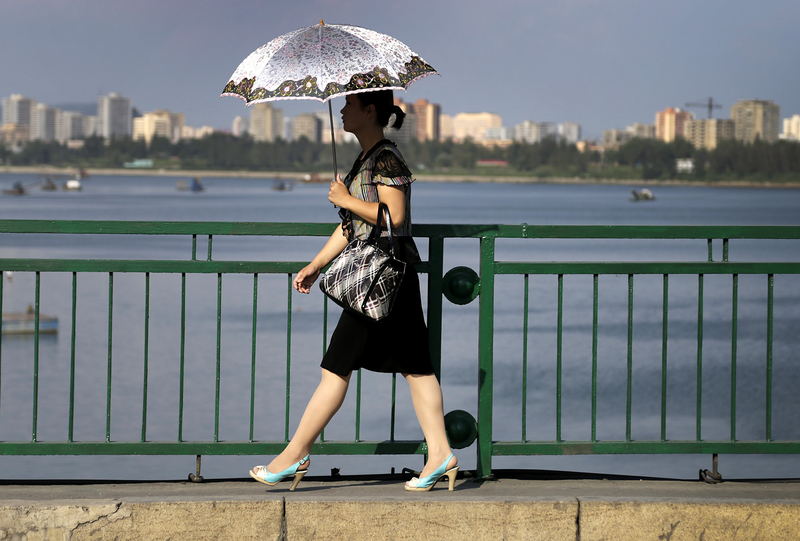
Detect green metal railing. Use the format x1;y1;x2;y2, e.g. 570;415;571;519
1;220;799;480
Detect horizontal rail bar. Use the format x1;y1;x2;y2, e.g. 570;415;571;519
492;441;800;455
0;441;427;456
0;259;432;274
0;259;307;273
495;261;800;275
0;220;339;237
2;220;800;240
6;260;797;277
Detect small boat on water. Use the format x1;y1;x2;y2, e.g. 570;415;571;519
2;307;58;335
41;177;58;191
302;172;325;183
2;181;27;196
272;179;294;191
63;178;82;191
630;188;655;201
177;177;204;192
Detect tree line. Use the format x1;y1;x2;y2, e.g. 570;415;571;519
2;134;799;182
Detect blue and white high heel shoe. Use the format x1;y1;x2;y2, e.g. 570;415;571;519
405;453;458;491
249;455;309;491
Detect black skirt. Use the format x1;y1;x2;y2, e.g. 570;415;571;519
321;237;434;376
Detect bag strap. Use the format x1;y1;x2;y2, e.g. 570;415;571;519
369;202;397;257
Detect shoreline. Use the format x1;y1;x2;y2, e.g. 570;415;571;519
2;165;799;188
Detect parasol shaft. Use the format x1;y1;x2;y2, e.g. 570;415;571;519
328;101;338;181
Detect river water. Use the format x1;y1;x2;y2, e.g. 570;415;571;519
1;173;799;481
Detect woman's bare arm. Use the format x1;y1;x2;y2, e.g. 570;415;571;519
293;224;349;294
328;178;406;227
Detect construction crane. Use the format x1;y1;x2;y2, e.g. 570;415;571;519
685;97;723;119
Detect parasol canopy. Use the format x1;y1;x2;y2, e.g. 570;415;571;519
222;21;437;105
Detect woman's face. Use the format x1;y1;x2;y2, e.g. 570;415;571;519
340;95;373;134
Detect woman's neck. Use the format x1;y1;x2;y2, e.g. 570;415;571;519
355;127;386;157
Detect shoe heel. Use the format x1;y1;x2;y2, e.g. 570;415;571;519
445;467;459;491
289;469;307;491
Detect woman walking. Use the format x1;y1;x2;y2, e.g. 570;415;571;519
249;90;457;491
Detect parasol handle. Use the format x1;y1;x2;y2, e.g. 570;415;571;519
328;101;339;182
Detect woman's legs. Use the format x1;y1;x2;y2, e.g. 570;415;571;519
403;373;457;479
263;368;352;473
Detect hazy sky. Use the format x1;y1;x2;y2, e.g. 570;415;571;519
2;0;798;138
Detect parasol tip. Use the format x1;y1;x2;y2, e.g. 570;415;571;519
320;20;324;25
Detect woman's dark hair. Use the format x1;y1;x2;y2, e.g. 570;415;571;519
355;90;406;130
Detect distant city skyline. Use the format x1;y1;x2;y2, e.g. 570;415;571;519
1;0;798;140
3;90;798;149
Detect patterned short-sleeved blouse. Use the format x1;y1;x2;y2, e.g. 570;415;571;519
339;139;414;241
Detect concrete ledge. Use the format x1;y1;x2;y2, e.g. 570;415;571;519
287;500;578;541
1;477;798;540
579;500;800;541
0;501;283;541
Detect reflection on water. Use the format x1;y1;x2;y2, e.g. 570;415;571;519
1;174;799;480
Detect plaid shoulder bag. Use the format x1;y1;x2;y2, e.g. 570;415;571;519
319;203;407;321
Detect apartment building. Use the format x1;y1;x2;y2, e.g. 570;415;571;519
627;123;655;139
413;98;441;141
782;114;800;141
731;100;781;143
232;115;249;137
602;129;634;150
97;92;132;139
249;102;283;142
451;112;503;143
683;118;735;150
30;103;58;141
291;113;322;142
57;111;86;143
0;123;29;145
133;110;185;145
558;122;582;144
655;107;693;142
2;94;35;128
514;121;555;144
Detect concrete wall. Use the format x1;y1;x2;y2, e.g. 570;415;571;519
2;497;800;540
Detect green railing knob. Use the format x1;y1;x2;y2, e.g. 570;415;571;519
443;266;480;305
444;409;478;449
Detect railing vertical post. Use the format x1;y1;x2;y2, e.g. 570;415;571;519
285;273;292;442
106;272;114;442
390;372;397;442
696;274;704;441
178;273;186;442
355;370;362;442
249;274;259;443
626;274;634;442
68;272;77;442
556;274;564;443
426;237;445;380
321;296;328;442
766;274;774;441
522;274;529;443
731;274;739;442
0;268;3;432
141;272;150;442
214;273;222;443
591;274;599;443
32;272;41;442
476;236;495;479
661;274;669;441
0;269;3;431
